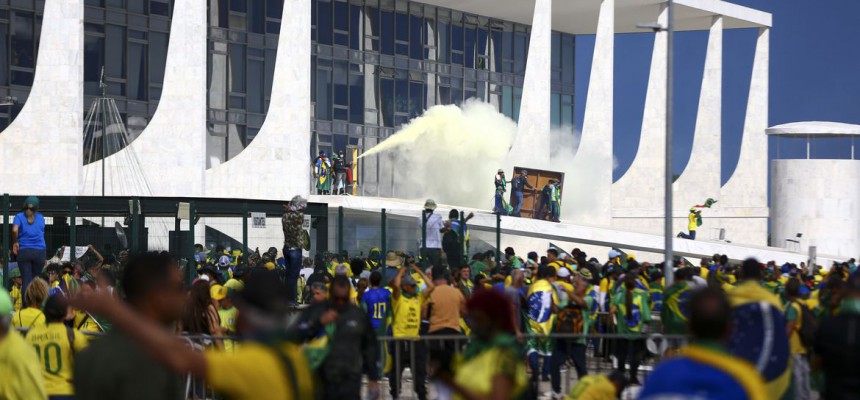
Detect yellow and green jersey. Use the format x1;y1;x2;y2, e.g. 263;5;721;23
10;285;22;311
25;322;89;395
13;307;45;330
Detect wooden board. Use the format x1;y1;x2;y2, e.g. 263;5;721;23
511;166;564;220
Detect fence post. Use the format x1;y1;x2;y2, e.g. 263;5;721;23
69;197;77;261
174;216;180;256
188;201;196;283
337;206;344;255
2;193;8;289
421;210;427;268
459;211;466;265
131;197;139;253
496;212;501;262
242;202;248;266
381;208;387;258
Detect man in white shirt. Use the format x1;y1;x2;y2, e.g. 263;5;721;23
419;199;444;269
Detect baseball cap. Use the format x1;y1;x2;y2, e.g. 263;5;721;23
224;278;244;292
210;284;227;300
557;268;571;278
578;269;593;280
424;199;437;210
608;249;621;259
264;262;276;271
401;273;417;287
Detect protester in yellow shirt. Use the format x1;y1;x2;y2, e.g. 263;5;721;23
72;281;104;334
214;285;239;352
389;264;434;400
566;372;626;400
0;287;47;400
9;268;23;311
73;269;314;400
12;277;49;329
25;293;89;398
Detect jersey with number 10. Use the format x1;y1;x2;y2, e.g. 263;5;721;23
25;322;89;395
361;287;392;331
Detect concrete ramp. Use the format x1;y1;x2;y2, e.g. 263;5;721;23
314;195;834;265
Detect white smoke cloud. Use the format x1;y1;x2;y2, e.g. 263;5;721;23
360;100;517;208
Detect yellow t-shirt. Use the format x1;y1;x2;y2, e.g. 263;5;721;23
786;301;806;355
688;211;698;231
13;307;45;329
0;329;47;400
566;374;617;400
73;310;104;334
25;322;89;395
10;285;22;311
205;342;314;400
453;346;527;400
392;294;424;338
218;306;239;352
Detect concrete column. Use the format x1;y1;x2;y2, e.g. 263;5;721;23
611;4;667;231
507;0;552;168
0;0;82;195
82;0;207;196
718;27;769;245
570;0;614;226
674;16;722;227
206;0;312;200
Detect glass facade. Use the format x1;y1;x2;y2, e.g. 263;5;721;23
0;1;44;131
82;0;173;151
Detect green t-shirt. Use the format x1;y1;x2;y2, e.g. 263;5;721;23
470;260;489;278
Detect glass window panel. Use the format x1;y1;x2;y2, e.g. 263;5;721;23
380;78;394;126
128;42;146;101
247;59;263;113
11;70;33;86
333;61;348;106
349;72;364;124
349;5;361;50
333;134;348;153
129;0;146;13
11;12;34;68
267;20;281;34
501;86;513;118
106;0;123;8
380;10;394;55
150;0;170;16
0;24;7;86
208;52;227;109
264;49;276;99
551;93;560;127
267;0;283;18
84;35;105;95
230;0;246;12
464;26;475;68
334;107;348;121
229;13;247;30
491;30;502;72
514;32;527;75
212;0;229;28
317;0;332;45
438;85;450;105
229;43;245;93
395;12;407;42
316;67;332;120
451;24;463;52
551;32;561;70
334;1;348;31
106;25;126;78
562;36;574;83
438;21;449;63
409;15;422;60
149;31;168;84
395;76;407;113
248;0;264;33
513;87;522;122
408;81;422;117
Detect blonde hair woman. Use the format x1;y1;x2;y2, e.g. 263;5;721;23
12;277;50;329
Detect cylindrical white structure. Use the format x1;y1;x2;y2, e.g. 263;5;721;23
771;159;860;258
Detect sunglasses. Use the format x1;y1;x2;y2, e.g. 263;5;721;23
25;206;35;211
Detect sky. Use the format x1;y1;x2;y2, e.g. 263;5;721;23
573;0;860;184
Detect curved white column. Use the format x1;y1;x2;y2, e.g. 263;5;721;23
674;16;722;226
570;0;613;226
0;0;82;195
507;0;551;168
718;27;769;245
206;0;311;200
611;4;667;224
81;0;206;196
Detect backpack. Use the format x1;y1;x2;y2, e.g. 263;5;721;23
792;300;816;349
555;306;584;334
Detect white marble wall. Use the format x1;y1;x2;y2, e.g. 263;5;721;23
0;0;82;195
507;0;552;169
570;0;614;226
81;0;207;196
611;4;667;216
771;159;860;259
206;0;312;200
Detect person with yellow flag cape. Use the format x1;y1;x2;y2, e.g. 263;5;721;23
524;266;559;381
315;152;332;195
727;258;793;400
640;287;768;400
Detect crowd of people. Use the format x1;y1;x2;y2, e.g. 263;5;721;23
313;150;353;195
2;195;860;400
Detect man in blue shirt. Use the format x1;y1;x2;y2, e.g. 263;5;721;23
12;196;46;297
639;287;768;400
509;170;534;217
360;270;392;335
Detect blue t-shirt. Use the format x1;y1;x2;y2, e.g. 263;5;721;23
362;287;392;331
639;357;750;400
13;212;46;250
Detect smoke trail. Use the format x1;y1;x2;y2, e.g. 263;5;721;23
360;100;517;208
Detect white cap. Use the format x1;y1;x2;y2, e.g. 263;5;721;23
557;268;571;278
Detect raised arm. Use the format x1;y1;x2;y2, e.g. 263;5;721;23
391;266;407;300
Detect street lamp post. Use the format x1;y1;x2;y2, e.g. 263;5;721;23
638;0;675;286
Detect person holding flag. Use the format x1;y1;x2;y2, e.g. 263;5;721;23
677;198;717;240
525;266;559;382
